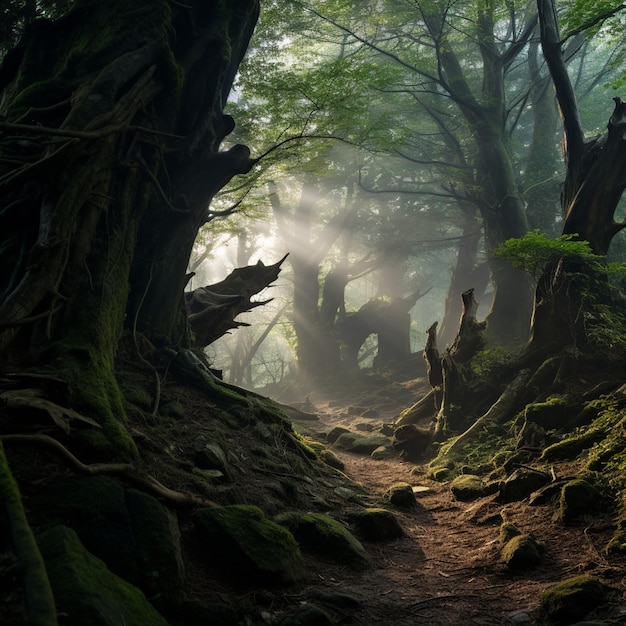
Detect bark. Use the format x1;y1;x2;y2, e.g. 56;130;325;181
186;255;287;349
0;0;260;455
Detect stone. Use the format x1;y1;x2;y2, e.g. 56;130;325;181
501;534;542;570
318;448;344;470
193;442;232;481
327;426;350;443
498;468;551;502
383;482;416;508
37;526;168;626
125;489;185;597
275;512;370;569
556;479;602;525
541;575;611;624
192;505;306;585
348;507;403;541
450;474;486;502
370;445;395;460
334;431;390;454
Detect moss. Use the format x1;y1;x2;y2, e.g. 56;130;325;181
347;508;403;542
382;482;416;507
38;525;168;626
499;522;521;544
501;534;541;570
556;479;602;525
541;575;610;624
192;505;306;585
542;429;605;461
275;512;369;569
449;474;486;502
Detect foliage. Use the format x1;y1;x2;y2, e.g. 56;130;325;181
494;231;604;278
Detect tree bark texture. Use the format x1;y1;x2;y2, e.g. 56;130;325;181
0;0;259;454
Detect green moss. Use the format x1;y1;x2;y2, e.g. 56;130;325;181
383;482;416;507
275;512;369;569
556;479;602;525
449;474;486;502
501;534;541;570
542;429;605;461
192;505;306;585
38;525;168;626
499;522;521;544
541;575;610;624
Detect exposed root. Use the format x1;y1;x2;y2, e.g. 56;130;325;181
1;434;217;509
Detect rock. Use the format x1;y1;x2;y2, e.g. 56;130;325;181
126;489;185;597
326;426;351;443
506;609;533;623
501;534;542;570
393;424;432;459
29;475;138;582
355;421;375;431
37;525;168;626
556;479;602;525
499;522;522;544
450;474;487;502
275;511;370;569
193;442;232;481
318;448;345;470
278;604;332;626
192;505;306;585
334;431;390;454
348;507;404;541
498;468;551;502
541;575;611;624
370;445;395;460
383;482;416;508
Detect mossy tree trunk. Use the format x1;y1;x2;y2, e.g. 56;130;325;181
0;0;259;458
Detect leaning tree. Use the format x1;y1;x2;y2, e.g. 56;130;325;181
0;0;260;457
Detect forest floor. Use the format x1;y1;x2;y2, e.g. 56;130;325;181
271;371;626;626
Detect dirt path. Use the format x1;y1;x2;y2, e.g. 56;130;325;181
287;382;625;626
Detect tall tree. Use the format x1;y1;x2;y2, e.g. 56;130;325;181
0;0;259;455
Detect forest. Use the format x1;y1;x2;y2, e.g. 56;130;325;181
1;0;626;624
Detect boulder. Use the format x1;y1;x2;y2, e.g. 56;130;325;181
541;575;611;624
37;526;168;626
348;507;403;541
334;432;390;454
501;534;542;570
192;505;306;585
275;512;370;569
450;474;487;502
498;468;551;503
556;479;602;525
383;482;416;508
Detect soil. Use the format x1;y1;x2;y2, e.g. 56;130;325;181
263;371;626;626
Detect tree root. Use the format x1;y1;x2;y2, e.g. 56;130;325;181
436;368;533;461
0;441;58;626
1;434;217;509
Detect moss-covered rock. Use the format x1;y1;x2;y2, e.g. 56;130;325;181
449;474;486;502
29;475;138;582
318;448;345;470
541;429;605;462
382;482;416;508
125;489;185;598
498;468;550;503
275;512;370;569
499;522;522;544
37;525;168;626
541;575;611;623
192;505;306;586
501;534;542;570
334;432;390;454
556;479;602;525
348;508;404;541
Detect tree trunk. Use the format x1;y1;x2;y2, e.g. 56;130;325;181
0;0;260;457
